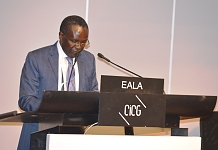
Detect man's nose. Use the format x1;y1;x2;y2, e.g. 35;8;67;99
75;42;82;49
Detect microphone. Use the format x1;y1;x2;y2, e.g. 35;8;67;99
98;53;166;95
97;53;143;78
97;53;111;62
67;54;79;91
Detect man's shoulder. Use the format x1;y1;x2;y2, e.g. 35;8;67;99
80;50;95;58
29;42;57;55
24;42;58;64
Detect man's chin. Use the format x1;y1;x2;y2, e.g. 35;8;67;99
68;53;77;58
68;50;82;58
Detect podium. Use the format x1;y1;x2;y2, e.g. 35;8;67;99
0;75;217;150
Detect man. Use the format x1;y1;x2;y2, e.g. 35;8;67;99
17;15;98;150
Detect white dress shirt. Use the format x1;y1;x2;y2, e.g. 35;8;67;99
57;41;79;91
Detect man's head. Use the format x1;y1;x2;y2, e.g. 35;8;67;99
59;15;89;58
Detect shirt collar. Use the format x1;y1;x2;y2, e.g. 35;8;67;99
57;40;67;59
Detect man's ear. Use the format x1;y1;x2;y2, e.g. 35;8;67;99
59;32;63;41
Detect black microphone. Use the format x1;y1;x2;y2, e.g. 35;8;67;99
67;54;79;91
97;53;111;62
98;53;166;94
97;53;143;78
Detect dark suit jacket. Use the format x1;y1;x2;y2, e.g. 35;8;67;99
17;42;98;150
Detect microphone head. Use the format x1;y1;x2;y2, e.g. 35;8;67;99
97;53;104;58
97;53;110;62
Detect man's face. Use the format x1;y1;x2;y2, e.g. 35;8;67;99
59;25;89;58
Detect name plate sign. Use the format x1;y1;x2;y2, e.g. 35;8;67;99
98;92;166;127
100;75;164;94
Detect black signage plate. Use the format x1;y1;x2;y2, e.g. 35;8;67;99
98;92;166;127
100;75;164;94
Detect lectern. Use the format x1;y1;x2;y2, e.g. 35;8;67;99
0;75;216;150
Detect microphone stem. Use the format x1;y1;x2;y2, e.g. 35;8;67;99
110;61;143;78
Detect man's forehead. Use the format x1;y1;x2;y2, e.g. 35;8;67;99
69;25;88;38
70;24;87;31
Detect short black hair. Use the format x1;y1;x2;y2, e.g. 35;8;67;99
60;15;89;34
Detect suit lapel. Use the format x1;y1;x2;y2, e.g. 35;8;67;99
48;43;59;82
77;52;85;91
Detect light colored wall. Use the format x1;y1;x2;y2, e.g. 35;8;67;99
0;0;217;149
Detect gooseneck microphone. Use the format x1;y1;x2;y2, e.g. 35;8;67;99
97;53;143;78
67;54;79;91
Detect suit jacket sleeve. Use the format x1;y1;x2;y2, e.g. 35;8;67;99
18;52;41;111
89;54;98;91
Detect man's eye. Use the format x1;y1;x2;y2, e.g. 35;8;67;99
70;40;77;43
